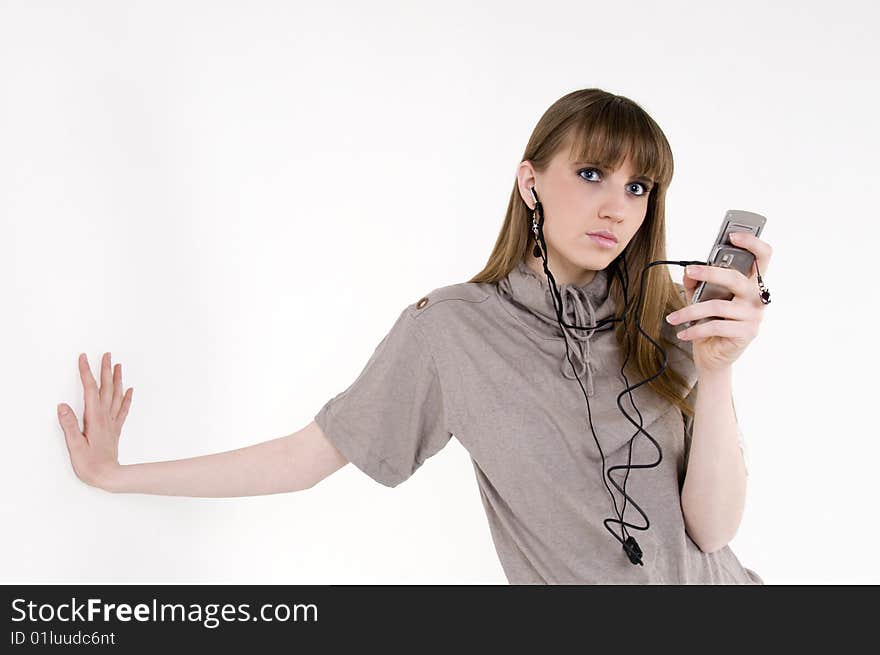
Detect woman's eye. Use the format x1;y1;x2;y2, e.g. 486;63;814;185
578;168;601;182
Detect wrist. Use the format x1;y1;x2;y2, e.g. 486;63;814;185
96;464;124;493
696;365;732;384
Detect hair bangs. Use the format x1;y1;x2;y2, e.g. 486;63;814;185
565;99;673;188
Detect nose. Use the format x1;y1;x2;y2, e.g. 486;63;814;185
598;196;626;223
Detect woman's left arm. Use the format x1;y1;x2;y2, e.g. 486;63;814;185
679;367;746;552
664;231;773;553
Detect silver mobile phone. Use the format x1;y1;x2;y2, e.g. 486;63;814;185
680;209;767;331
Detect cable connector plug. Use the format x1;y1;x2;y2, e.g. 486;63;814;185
623;536;644;566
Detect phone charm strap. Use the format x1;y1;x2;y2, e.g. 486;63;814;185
755;260;771;305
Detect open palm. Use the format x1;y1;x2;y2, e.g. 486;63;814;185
57;352;133;489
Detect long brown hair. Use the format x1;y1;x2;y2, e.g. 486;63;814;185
468;88;694;419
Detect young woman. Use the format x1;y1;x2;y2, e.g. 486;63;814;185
58;88;772;584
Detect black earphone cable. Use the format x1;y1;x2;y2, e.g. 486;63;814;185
610;254;645;550
530;186;705;566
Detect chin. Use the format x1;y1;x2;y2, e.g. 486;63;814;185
571;254;607;271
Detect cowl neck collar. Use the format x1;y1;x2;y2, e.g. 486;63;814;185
496;259;618;396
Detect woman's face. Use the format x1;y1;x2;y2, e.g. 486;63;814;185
517;143;654;286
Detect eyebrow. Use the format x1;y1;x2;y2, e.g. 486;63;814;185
571;161;655;185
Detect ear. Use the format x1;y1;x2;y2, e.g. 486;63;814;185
516;161;538;209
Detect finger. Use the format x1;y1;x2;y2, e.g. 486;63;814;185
117;388;134;425
667;298;754;326
111;363;123;418
677;318;758;341
57;403;85;449
78;353;100;404
78;353;101;432
681;276;698;304
682;270;700;293
99;352;112;407
686;265;752;301
729;232;772;278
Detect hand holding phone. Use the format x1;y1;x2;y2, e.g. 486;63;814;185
680;209;767;331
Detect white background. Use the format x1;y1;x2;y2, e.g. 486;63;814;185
2;0;876;584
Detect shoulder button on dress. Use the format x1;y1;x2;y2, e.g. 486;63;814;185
416;296;429;309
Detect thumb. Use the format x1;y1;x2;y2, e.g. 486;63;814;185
57;404;84;444
682;273;699;303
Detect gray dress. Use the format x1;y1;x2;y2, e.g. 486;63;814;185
314;259;764;584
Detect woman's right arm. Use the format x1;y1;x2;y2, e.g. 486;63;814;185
104;420;348;497
57;353;349;497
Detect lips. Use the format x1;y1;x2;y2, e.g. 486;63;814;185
587;230;618;243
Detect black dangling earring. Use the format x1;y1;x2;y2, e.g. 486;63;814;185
533;214;542;258
530;187;542;258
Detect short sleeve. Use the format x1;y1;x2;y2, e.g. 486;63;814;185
681;382;749;478
313;305;453;488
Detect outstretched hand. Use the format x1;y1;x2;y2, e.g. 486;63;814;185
57;352;133;489
665;231;773;374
